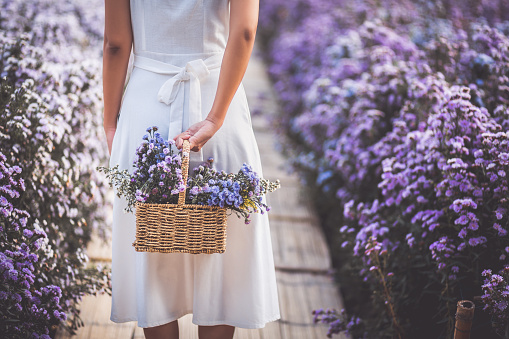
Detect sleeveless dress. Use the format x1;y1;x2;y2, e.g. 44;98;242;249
108;0;281;329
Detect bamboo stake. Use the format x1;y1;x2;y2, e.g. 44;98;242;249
454;300;475;339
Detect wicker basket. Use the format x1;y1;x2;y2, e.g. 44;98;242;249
133;140;227;254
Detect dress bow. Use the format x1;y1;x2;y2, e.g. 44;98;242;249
157;59;210;106
133;54;223;162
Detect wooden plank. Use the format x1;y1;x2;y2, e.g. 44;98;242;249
77;295;98;326
277;270;291;339
280;273;317;339
301;274;342;338
133;326;145;338
261;320;283;339
86;233;112;262
269;218;282;270
102;323;122;339
276;271;346;339
235;327;263;339
252;132;300;187
87;295;119;339
55;295;137;339
79;323;133;339
89;295;112;324
270;220;330;271
74;323;91;339
258;164;299;188
116;323;136;338
265;186;317;222
179;314;199;339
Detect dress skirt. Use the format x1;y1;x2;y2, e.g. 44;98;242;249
108;57;281;328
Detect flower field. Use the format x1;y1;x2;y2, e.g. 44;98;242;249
2;0;509;338
0;0;110;337
259;0;509;338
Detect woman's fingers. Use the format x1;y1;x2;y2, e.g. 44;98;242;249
173;119;218;151
177;134;202;152
174;131;191;149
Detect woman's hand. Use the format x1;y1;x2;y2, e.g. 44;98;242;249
104;125;116;156
174;117;222;152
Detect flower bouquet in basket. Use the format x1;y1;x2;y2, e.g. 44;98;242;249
98;126;280;254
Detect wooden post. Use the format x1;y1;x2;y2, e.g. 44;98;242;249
454;300;475;339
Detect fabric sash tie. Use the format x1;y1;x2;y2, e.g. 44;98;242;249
133;53;223;162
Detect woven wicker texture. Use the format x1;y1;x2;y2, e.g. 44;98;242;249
133;140;228;254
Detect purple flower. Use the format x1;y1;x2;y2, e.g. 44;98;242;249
493;223;507;236
495;210;504;220
468;237;487;246
454;215;469;225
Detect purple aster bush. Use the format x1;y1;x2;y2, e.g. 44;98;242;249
264;12;341;134
312;308;364;338
0;0;104;63
425;23;509;116
259;0;509;151
0;152;67;337
291;23;434;204
481;268;509;334
259;0;509;337
338;87;509;336
0;0;111;336
0;37;110;336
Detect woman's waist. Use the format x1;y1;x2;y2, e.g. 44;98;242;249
133;50;224;69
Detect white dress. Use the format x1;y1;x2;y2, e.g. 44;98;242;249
108;0;281;329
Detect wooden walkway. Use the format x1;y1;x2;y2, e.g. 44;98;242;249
56;47;345;339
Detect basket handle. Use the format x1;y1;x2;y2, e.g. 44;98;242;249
177;139;191;206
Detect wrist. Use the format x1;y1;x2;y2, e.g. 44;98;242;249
205;115;224;129
104;124;117;132
103;110;119;130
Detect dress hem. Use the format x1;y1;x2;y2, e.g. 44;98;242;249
110;312;281;329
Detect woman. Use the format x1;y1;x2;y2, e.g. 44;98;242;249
102;0;280;338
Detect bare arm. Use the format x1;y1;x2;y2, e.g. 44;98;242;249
208;0;259;126
103;0;133;155
175;0;259;151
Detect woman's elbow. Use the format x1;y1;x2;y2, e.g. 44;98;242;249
231;25;257;45
103;36;131;55
242;26;256;42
